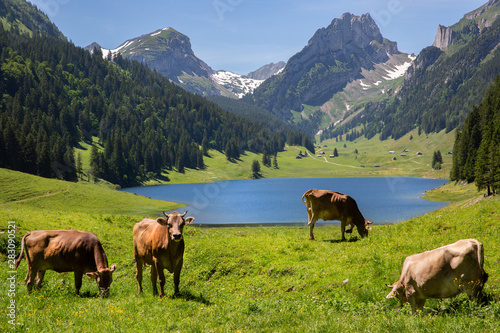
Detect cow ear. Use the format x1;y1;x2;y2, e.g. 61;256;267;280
156;217;168;225
184;217;195;225
110;264;117;272
86;272;99;280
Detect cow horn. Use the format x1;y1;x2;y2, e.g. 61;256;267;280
163;211;169;218
181;211;188;218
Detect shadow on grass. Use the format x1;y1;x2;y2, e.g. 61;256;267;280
77;291;99;298
420;291;497;316
174;290;212;305
322;236;360;244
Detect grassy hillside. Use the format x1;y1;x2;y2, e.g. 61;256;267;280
0;169;179;216
119;128;455;185
1;169;499;332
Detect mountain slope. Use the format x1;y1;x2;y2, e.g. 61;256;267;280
0;11;311;186
344;0;500;141
245;13;406;125
0;0;65;40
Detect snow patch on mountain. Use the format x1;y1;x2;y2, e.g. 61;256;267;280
383;54;416;80
212;71;264;98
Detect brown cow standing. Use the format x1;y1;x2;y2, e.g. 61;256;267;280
302;189;372;240
133;211;195;297
386;239;488;314
14;230;117;296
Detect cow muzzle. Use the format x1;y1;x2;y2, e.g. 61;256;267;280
99;287;110;297
172;233;183;242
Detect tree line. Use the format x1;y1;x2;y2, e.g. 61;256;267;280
0;25;314;186
450;76;500;195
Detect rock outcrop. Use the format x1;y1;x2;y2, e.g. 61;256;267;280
432;25;456;50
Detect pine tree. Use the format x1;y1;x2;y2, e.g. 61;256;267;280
251;160;261;178
432;150;443;170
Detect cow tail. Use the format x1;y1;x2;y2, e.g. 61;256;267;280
478;241;489;284
302;189;312;203
14;232;29;270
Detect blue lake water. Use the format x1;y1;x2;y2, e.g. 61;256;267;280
122;177;449;225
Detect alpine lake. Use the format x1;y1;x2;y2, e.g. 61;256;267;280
122;177;449;226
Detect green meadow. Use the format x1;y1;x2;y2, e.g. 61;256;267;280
79;128;453;186
1;163;499;332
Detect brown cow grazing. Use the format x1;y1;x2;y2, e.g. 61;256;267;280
14;230;117;296
302;189;372;240
133;211;195;297
386;239;488;314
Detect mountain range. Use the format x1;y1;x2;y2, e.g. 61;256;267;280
4;0;500;143
85;29;285;98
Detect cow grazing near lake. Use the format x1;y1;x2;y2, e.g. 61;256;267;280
302;189;372;240
14;230;117;296
386;239;488;314
133;211;195;297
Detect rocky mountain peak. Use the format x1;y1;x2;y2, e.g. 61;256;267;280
308;13;383;51
114;27;214;79
252;12;401;115
246;61;286;80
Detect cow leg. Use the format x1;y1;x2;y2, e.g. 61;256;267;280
26;268;38;295
35;270;46;290
173;260;183;295
150;265;158;296
468;281;484;302
408;295;425;314
135;258;144;294
156;264;166;298
309;221;316;240
340;220;347;241
307;205;316;240
74;271;83;295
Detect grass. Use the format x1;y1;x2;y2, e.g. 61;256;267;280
1;168;499;332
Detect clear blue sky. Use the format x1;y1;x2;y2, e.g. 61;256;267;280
28;0;488;75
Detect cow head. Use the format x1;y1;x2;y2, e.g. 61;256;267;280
86;263;117;297
385;282;407;305
157;211;195;242
357;220;372;238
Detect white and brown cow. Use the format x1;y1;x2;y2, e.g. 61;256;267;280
133;211;195;297
302;189;372;240
14;230;117;296
386;239;488;314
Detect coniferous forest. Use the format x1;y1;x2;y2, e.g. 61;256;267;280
0;25;313;186
450;76;500;195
